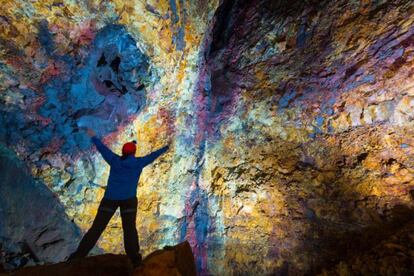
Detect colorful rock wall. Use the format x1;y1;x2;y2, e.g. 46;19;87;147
1;0;414;274
198;0;414;274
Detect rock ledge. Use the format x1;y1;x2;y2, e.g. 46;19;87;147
2;241;196;276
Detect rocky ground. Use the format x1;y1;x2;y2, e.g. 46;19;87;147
1;241;195;276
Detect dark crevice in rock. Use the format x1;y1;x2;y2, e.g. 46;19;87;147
40;239;65;250
385;158;397;166
121;85;128;94
136;83;145;91
21;241;39;263
344;59;368;80
110;56;121;73
209;0;237;54
71;108;98;119
145;4;162;17
356;152;368;163
63;177;75;189
96;54;107;67
103;80;113;88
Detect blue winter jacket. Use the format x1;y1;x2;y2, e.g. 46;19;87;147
91;136;169;200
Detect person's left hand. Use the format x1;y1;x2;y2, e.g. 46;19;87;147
86;128;96;137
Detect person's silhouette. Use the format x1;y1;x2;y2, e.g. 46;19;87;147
67;128;169;267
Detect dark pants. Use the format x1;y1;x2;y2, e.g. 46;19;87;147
69;196;142;265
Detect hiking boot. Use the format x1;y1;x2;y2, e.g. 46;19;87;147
132;260;143;269
132;254;143;268
66;252;82;262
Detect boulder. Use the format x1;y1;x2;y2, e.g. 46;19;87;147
135;241;196;276
2;241;196;276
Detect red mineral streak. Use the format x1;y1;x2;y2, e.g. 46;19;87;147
29;95;52;126
157;107;176;136
41;137;65;155
70;20;97;46
39;61;63;84
183;180;209;274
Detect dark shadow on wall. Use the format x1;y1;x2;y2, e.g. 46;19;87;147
310;204;414;274
295;137;414;275
0;144;87;271
264;129;414;275
242;131;414;276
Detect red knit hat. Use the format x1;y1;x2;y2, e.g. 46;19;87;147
122;141;136;156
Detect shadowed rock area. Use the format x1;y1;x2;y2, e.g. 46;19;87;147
320;220;414;275
2;241;196;276
0;144;81;270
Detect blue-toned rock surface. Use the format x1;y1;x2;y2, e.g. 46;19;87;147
0;144;82;270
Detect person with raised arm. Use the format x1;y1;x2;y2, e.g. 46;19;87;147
67;128;169;268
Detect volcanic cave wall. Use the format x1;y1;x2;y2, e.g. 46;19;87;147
1;0;414;275
0;0;219;272
194;0;414;274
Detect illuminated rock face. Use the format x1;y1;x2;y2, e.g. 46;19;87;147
1;0;414;274
2;23;151;153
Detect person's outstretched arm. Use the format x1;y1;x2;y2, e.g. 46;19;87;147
141;145;169;167
87;128;118;165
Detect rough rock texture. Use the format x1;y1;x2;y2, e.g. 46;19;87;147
5;254;132;276
195;0;414;274
1;0;414;275
3;241;196;276
0;144;81;271
134;241;196;276
320;220;414;275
